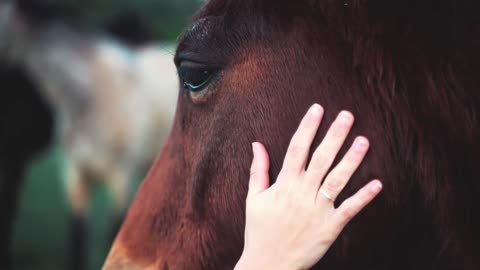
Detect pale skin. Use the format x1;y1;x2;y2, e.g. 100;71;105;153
235;104;383;270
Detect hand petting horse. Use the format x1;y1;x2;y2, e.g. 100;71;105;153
101;0;477;269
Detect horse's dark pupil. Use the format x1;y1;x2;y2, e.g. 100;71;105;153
181;68;213;92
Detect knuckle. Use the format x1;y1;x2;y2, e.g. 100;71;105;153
346;147;364;160
311;154;330;170
331;122;348;138
329;169;350;183
249;165;261;177
339;206;356;221
320;236;336;247
288;144;306;157
349;146;368;162
322;178;343;193
346;153;363;166
318;230;338;246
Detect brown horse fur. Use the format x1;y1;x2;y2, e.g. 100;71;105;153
105;0;480;269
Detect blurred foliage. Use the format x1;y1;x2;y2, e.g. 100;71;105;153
37;0;204;41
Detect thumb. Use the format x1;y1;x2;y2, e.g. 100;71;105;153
248;142;271;196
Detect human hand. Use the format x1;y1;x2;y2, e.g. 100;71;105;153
235;104;383;270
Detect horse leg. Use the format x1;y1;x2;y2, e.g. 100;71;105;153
106;167;130;246
65;163;90;270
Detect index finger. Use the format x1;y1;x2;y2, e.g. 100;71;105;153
281;104;324;175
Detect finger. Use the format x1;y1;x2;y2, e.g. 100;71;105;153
282;104;324;175
248;142;271;196
305;111;354;186
332;180;382;232
316;136;369;202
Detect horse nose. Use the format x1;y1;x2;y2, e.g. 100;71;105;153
103;242;152;270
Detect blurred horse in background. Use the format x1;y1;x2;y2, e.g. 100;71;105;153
0;1;178;269
0;65;54;270
1;3;54;270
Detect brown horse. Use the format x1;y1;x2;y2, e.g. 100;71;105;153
105;0;480;269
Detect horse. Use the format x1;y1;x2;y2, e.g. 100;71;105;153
0;3;56;268
104;0;480;269
0;65;54;269
0;1;177;269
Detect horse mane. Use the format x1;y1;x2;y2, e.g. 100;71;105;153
315;1;480;266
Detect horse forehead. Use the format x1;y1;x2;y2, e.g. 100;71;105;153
184;17;218;44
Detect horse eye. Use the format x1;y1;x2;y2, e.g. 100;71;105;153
177;63;216;93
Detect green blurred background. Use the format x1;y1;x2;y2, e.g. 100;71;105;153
10;1;203;269
13;146;113;270
74;0;203;40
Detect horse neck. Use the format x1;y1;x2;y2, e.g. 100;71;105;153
10;15;98;118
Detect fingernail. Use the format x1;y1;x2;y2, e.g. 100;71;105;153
371;181;383;193
310;104;322;116
339;111;353;123
354;137;369;151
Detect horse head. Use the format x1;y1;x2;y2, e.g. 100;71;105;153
105;0;480;269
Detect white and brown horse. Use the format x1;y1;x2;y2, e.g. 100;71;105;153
0;1;178;269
